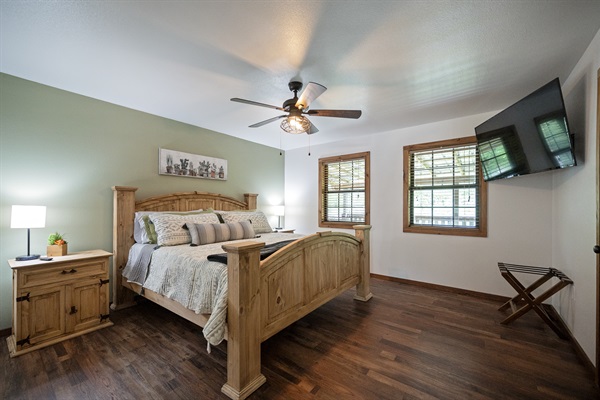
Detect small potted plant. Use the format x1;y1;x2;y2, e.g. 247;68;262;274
47;232;68;256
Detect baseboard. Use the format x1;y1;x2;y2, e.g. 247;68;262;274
544;305;596;376
371;273;510;303
372;273;596;379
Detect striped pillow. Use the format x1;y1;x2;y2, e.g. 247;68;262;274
187;221;255;245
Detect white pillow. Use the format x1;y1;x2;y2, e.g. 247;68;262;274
134;211;155;243
134;209;206;243
219;210;273;234
150;213;220;246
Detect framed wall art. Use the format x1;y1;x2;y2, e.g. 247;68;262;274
159;148;227;181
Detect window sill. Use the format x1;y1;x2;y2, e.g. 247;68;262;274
403;225;487;237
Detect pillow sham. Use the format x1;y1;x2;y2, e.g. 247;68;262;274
186;220;255;245
150;213;220;246
134;211;157;243
219;210;273;234
134;209;209;244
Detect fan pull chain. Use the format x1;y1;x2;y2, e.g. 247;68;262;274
308;135;311;156
279;130;282;156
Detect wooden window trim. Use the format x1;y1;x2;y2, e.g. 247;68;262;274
319;151;370;229
403;136;487;237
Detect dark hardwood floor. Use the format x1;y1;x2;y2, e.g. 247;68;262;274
2;278;599;399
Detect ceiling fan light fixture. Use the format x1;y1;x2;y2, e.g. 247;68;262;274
232;80;360;135
280;115;311;134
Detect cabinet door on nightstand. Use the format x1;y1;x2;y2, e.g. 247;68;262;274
16;285;66;347
68;277;109;332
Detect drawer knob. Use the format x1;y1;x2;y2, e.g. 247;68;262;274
69;306;78;315
61;269;77;274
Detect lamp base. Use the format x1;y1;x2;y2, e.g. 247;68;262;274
16;254;40;261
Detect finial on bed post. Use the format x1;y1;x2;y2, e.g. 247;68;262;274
221;240;266;400
353;225;373;302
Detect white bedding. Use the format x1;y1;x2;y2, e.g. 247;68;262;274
126;232;303;347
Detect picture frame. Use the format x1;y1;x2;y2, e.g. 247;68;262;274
159;148;227;181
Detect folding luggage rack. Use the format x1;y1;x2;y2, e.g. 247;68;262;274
498;262;573;339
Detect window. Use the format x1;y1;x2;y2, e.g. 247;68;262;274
319;152;370;228
403;137;487;237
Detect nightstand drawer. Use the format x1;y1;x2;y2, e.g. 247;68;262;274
18;259;108;288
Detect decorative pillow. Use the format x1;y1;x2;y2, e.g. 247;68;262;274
219;210;273;234
213;210;226;223
187;221;255;245
135;210;209;244
150;213;220;246
133;211;168;243
141;215;158;244
134;211;157;243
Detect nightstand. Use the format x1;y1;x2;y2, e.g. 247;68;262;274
274;229;295;233
6;249;113;357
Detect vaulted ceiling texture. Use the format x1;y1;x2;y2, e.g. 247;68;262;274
2;1;600;150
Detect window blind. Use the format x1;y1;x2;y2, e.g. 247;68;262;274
408;143;480;228
322;157;366;223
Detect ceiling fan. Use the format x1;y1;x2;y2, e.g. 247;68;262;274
230;81;362;135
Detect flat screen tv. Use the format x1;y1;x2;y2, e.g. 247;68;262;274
474;78;576;182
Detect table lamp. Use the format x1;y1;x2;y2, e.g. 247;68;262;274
11;205;46;261
273;205;285;230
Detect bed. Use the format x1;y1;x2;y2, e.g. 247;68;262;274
111;186;372;400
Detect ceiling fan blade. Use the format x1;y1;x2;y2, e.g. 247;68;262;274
307;120;319;135
231;98;285;111
249;115;287;128
296;82;327;110
305;109;362;119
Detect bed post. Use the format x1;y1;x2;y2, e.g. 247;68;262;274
221;240;266;400
111;186;138;310
353;225;373;302
244;193;258;210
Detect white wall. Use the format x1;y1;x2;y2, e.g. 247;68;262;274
285;112;555;298
553;28;600;365
286;29;600;365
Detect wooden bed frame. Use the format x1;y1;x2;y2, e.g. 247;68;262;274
112;186;372;400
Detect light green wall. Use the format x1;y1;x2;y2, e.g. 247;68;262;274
0;73;285;330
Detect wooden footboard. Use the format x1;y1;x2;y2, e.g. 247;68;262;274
221;227;372;399
112;186;372;400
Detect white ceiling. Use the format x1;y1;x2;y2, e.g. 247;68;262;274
2;1;600;150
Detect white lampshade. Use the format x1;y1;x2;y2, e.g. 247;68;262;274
10;205;46;229
273;205;285;216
